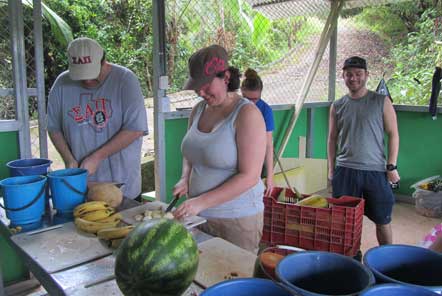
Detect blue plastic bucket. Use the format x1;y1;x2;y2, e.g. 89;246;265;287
6;158;52;176
47;168;88;214
200;278;292;296
363;244;442;293
360;284;439;296
0;175;46;227
276;251;375;296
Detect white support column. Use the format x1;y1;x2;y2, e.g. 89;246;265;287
33;0;48;158
152;0;168;202
9;0;31;158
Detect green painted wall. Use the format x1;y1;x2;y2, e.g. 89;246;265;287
395;111;442;195
165;119;189;203
0;224;28;285
272;108;306;158
0;131;28;285
0;132;19;179
312;107;329;159
164;106;442;200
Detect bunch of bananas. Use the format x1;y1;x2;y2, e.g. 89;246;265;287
74;201;121;234
73;201;135;248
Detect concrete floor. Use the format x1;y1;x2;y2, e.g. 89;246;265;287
360;201;440;254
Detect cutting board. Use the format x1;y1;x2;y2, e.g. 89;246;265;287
119;201;206;229
195;237;257;288
66;280;204;296
12;222;113;273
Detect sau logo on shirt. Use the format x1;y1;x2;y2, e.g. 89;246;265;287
69;96;113;131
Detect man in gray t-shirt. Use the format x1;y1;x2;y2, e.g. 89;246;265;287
47;37;148;199
327;56;400;246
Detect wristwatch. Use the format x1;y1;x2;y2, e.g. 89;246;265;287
386;164;397;171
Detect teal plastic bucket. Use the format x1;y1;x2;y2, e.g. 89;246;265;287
276;251;375;296
363;244;442;293
200;278;292;296
0;175;46;227
360;284;439;296
7;158;52;176
47;168;88;214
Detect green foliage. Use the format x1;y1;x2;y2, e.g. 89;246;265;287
386;9;441;105
354;6;408;42
38;0;153;95
355;2;442;105
23;0;73;46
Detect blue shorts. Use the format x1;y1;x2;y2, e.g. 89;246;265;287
332;166;395;225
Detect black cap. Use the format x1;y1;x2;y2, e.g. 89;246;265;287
343;56;367;70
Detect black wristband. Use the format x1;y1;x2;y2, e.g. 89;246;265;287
386;164;397;171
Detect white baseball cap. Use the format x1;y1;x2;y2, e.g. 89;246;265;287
67;37;104;80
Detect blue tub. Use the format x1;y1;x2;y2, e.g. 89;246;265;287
7;158;52;176
360;284;439;296
363;244;442;293
201;278;292;296
0;175;46;228
276;251;375;296
47;168;88;214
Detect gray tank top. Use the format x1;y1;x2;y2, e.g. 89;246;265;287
333;90;386;172
181;97;265;218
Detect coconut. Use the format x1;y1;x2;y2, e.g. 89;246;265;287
87;183;123;208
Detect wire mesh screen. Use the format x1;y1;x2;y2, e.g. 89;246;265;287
23;6;41;158
165;0;331;110
0;2;15;120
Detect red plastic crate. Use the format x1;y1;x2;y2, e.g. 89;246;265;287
261;187;364;256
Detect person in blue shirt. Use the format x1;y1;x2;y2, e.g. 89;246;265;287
241;68;275;196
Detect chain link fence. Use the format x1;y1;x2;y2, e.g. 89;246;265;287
164;0;397;110
165;0;331;110
0;2;15;120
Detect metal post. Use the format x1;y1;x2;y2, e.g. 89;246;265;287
33;0;48;158
9;0;31;158
152;0;168;202
328;21;338;102
306;108;314;158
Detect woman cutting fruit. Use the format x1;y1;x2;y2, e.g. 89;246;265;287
172;45;266;253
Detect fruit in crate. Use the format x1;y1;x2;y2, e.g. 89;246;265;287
419;179;442;192
115;218;199;296
296;194;328;208
87;183;123;208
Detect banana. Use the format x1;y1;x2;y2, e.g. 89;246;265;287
74;217;119;234
96;212;123;223
97;225;134;240
79;208;115;221
73;201;112;218
296;195;328;208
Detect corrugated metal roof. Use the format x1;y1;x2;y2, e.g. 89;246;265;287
245;0;412;19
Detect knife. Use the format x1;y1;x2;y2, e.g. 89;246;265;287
165;195;181;213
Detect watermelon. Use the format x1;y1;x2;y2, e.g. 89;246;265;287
115;218;199;296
